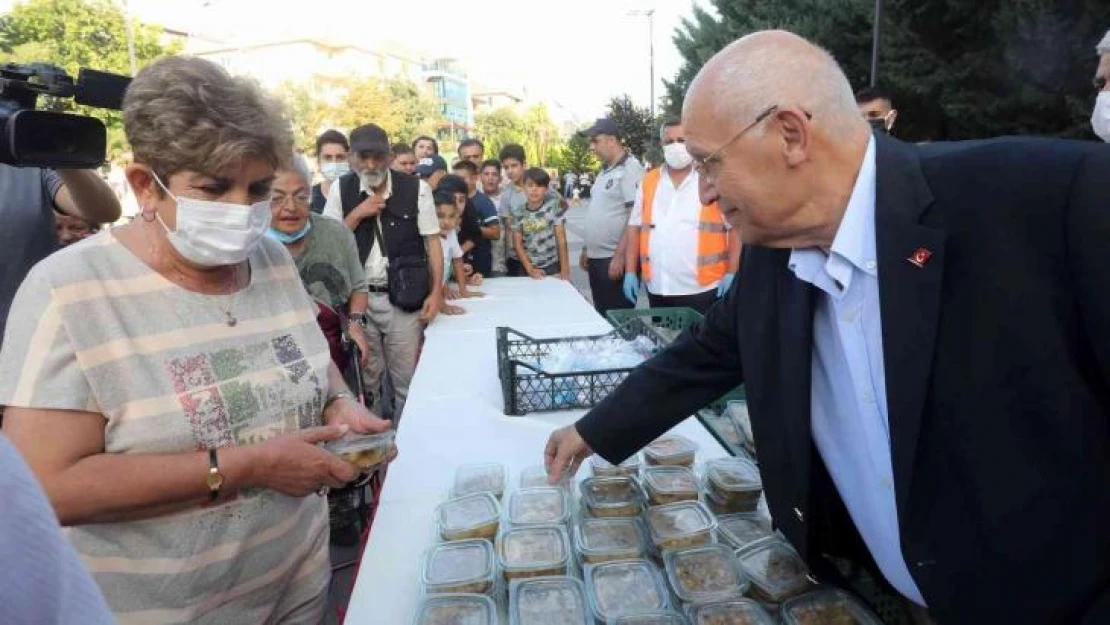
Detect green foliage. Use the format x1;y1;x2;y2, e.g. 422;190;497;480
549;132;599;174
606;95;656;162
385;78;444;145
664;0;1110;141
0;0;181;156
474;103;564;167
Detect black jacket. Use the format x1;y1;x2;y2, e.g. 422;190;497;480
577;135;1110;624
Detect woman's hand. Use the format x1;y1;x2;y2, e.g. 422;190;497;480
528;267;545;280
254;425;358;497
348;322;371;367
443;304;466;315
325;397;391;435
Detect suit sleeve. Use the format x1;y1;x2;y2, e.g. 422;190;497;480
1066;146;1110;390
575;283;745;463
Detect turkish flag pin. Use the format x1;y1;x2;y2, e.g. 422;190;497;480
907;247;933;268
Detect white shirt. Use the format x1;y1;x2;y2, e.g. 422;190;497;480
440;230;463;285
629;166;725;296
787;136;926;606
322;171;439;286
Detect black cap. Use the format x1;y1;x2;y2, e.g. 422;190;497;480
579;117;621;139
350;123;390;156
415;154;448;178
436;174;468;196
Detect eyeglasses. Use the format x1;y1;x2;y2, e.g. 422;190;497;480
692;105;779;179
271;193;310;209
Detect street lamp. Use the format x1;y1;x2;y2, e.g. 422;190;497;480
121;0;137;75
628;8;656;120
870;0;883;87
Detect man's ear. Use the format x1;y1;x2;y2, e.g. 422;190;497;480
775;108;812;168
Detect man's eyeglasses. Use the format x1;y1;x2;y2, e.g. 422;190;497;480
692;105;780;178
271;193;310;209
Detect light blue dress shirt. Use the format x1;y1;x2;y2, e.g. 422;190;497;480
787;136;926;606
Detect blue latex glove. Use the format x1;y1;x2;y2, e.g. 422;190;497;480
717;273;736;298
622;272;640;304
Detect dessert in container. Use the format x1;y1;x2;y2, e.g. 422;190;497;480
663;544;749;605
642;466;700;506
642;435;698;467
411;593;498;625
509;576;590;625
645;501;716;552
590;455;641;478
714;513;773;550
421;539;497;595
780;588;884;625
606;612;687;625
735;538;812;604
585;559;671;623
453;463;507;499
580;476;645;518
436;493;501;542
506;487;571;526
574;516;647;564
520;464;571;490
686;598;776;625
704;458;762;511
322;431;394;471
497;525;572;581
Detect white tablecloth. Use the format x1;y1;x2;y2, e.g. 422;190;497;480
344;278;730;624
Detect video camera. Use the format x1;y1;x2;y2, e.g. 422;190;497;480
0;63;131;169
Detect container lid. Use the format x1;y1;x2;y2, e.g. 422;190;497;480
520;465;570;489
645;501;716;542
663;544;749;604
781;589;885;625
706;457;762;493
641;466;699;496
498;525;570;573
736;539;810;598
585;559;670;622
715;513;774;550
608;612;687;625
412;593;497;625
507;487;570;526
590;454;641;471
688;599;776;625
421;540;496;591
643;435;698;462
322;430;395;455
580;476;643;508
575;517;646;557
437;493;501;533
453;463;506;498
509;576;589;625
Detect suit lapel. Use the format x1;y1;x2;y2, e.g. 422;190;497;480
873;135;944;519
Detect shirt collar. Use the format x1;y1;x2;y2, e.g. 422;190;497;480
359;168;394;200
603;151;630;172
661;166;697;191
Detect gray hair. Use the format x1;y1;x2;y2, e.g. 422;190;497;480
685;31;864;142
284;153;313;187
1098;29;1110;55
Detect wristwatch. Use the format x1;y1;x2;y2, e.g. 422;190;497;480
206;448;224;501
348;312;368;327
325;389;355;411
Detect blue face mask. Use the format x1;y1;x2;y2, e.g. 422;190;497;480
266;220;312;244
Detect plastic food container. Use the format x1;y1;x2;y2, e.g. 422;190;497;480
507;487;571;526
498;525;571;581
642;435;697;467
687;598;776;625
642;466;700;506
453;463;507;499
412;593;498;625
780;589;885;625
664;545;749;605
590;454;641;478
585;559;671;623
704;458;761;511
645;501;716;552
421;539;497;595
715;513;773;550
580;477;645;518
607;612;688;625
724;401;756;456
322;430;395;471
736;539;812;604
509;576;590;625
520;465;570;490
436;493;501;542
575;517;647;564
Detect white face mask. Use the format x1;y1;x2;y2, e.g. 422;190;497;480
663;142;693;170
321;161;350;181
152;173;272;267
1092;91;1110;142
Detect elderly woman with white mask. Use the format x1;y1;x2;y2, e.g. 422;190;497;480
0;56;396;623
1093;29;1110;141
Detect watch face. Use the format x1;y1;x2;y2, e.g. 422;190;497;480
207;469;224;491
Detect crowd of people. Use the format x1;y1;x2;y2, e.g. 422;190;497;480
0;24;1107;625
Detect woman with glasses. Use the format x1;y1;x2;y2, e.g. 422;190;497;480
0;56;395;623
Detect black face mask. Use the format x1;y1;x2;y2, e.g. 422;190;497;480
868;118;890;134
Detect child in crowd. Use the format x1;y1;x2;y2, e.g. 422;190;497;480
434;191;481;314
498;144;566;277
512;168;569;281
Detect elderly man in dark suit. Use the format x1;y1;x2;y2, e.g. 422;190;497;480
544;30;1110;625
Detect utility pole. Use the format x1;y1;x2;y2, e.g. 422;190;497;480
123;0;137;75
870;0;883;87
628;8;656;119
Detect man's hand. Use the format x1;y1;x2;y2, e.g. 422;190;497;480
622;273;640;304
348;322;371;367
420;293;441;323
544;424;594;483
608;254;625;281
579;249;589;271
528;267;545;280
443;304;466;315
354;194;385;219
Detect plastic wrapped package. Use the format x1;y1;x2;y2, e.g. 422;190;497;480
780;589;884;625
580;477;645;518
498;525;571;581
704;458;761;512
714;514;773;551
642;466;700;506
663;545;749;605
643;435;698;467
686;598;776;625
607;612;688;625
585;559;671;622
575;517;647;564
509;576;590;625
645;501;716;552
735;539;812;605
412;593;498;625
421;540;497;595
437;493;501;542
506;487;571;526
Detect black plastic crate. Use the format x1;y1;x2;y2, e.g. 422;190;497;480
496;325;663;415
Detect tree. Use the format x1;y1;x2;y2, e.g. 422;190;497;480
550;132;599;174
0;0;182;156
664;0;1110;141
474;103;564;166
607;95;656;162
385;78;444;145
276;81;330;155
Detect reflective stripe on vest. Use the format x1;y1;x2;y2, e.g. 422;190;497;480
638;168;730;286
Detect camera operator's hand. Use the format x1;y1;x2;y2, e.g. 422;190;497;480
55;169;121;225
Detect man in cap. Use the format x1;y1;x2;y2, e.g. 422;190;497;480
579;117;645;315
415;154;449;190
323;123;443;420
544;30;1110;625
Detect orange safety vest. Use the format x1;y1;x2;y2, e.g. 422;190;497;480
638;168;730;286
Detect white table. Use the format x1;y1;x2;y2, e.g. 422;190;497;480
344;278;732;624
